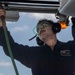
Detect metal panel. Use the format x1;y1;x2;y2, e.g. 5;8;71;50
59;0;75;17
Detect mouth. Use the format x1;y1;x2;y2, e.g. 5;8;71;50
40;30;46;34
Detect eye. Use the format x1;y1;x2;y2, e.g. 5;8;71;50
44;24;48;28
43;24;49;28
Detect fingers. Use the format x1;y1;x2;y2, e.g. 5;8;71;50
0;8;6;27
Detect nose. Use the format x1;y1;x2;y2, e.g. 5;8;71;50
39;25;45;29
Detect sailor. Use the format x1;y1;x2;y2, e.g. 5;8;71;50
0;8;75;75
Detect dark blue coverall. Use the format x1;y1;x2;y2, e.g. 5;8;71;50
0;19;75;75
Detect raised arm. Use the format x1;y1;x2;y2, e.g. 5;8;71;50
0;9;41;68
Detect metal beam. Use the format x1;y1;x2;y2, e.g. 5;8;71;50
0;1;59;13
0;1;59;4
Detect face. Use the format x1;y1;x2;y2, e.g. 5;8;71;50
37;23;54;41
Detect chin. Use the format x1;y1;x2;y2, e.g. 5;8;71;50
39;33;48;40
40;36;47;42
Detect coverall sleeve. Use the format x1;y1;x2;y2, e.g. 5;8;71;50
72;25;75;40
71;17;75;40
69;19;75;57
0;27;39;68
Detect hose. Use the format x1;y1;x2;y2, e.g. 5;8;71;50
1;16;19;75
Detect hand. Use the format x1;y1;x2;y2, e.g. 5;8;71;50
0;9;6;27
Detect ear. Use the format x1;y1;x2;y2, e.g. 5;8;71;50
36;37;44;46
52;23;61;34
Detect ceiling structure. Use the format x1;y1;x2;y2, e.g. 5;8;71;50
0;0;60;13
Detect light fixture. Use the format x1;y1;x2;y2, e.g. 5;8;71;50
6;10;19;22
